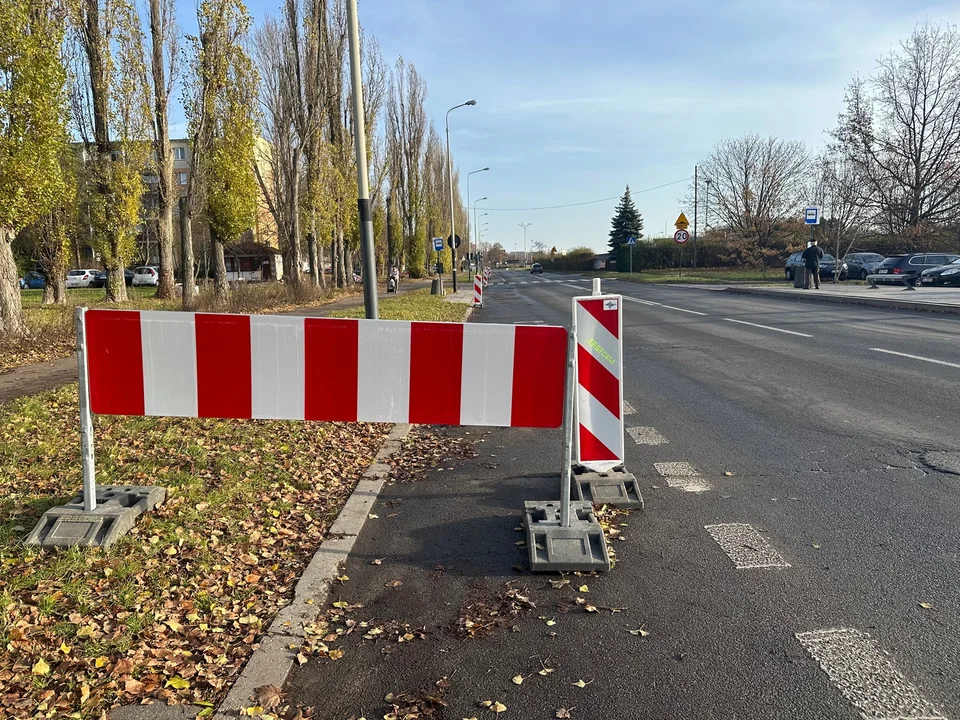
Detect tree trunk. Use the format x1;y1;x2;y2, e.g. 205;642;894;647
149;0;176;299
307;232;319;287
329;229;339;288
180;199;195;309
211;233;229;305
287;152;304;286
43;284;55;305
50;248;67;305
387;193;395;270
337;227;347;288
105;264;127;302
317;240;327;289
0;230;26;336
156;203;175;298
346;247;354;282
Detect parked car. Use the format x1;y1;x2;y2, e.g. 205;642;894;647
784;252;848;281
19;271;45;290
125;267;135;286
919;257;960;286
870;253;960;286
132;266;159;286
530;263;544;274
65;269;99;288
842;252;885;280
89;270;107;288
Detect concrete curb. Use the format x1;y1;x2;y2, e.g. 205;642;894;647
212;423;412;719
723;285;960;316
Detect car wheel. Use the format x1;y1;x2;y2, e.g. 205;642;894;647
860;269;868;280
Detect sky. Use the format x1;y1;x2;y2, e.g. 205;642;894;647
172;0;960;254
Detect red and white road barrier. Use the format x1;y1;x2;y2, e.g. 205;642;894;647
483;268;491;286
473;275;483;307
572;294;624;471
83;310;566;428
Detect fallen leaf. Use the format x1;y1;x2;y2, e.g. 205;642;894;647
919;602;934;609
812;544;821;549
584;605;598;613
165;676;190;690
337;575;349;582
629;626;650;637
253;684;283;709
572;679;592;688
385;580;403;588
511;674;523;685
538;668;555;676
328;648;344;660
32;658;50;676
368;514;378;519
545;619;556;627
556;709;572;719
578;585;589;593
371;558;384;565
491;702;507;713
724;471;734;476
296;653;308;665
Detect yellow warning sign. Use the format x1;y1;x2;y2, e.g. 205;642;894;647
675;212;689;230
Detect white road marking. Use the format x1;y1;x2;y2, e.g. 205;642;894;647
704;523;790;569
723;318;813;337
796;628;946;720
654;461;711;492
623;400;636;415
623;296;707;315
870;347;960;369
627;426;668;445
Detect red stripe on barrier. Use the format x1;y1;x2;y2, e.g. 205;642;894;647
577;298;619;339
195;313;252;418
304;318;358;421
409;322;463;424
511;326;567;428
576;344;620;420
579;424;618;461
86;310;144;415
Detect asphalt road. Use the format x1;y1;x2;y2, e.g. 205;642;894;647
286;271;960;720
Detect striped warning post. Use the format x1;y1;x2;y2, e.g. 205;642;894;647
572;295;624;471
473;274;483;306
483;268;491;286
83;310;566;428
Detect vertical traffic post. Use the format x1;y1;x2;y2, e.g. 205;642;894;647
76;308;97;512
473;274;483;307
559;329;576;528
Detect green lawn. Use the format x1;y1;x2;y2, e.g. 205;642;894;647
329;288;470;322
589;267;787;285
19;286;159;309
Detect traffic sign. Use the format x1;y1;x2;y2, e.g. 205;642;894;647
446;234;461;249
433;237;444;252
626;236;637;246
674;229;689;244
675;212;689;230
804;206;821;225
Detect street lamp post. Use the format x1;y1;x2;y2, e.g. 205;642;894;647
473;199;487;271
345;0;377;318
446;100;476;291
704;178;712;232
467;168;489;273
518;223;531;267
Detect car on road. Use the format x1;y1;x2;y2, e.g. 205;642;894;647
65;269;99;288
89;270;107;288
132;266;160;286
919;257;960;286
842;252;885;280
19;272;45;290
784;252;848;281
530;263;543;274
870;253;960;286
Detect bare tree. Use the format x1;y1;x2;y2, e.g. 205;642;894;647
699;134;808;267
834;22;960;237
811;154;872;282
142;0;179;298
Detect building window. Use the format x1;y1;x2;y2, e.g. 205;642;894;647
174;147;186;161
176;172;187;186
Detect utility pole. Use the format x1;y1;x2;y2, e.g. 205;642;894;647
704;178;712;233
346;0;377;318
519;223;531;267
693;164;698;270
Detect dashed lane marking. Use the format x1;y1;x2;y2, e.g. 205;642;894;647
622;296;707;315
796;628;946;720
723;318;813;337
871;347;960;369
654;461;711;492
704;523;790;569
627;426;668;445
623;400;636;415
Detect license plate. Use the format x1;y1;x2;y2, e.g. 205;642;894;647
921;278;933;283
878;269;888;273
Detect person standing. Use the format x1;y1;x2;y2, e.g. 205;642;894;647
801;240;824;289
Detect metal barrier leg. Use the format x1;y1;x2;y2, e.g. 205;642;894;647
560;331;575;528
76;308;97;512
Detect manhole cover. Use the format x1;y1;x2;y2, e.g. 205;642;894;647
922;451;960;476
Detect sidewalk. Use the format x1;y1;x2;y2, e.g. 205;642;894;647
720;283;960;315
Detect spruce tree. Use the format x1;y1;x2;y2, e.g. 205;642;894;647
608;185;644;252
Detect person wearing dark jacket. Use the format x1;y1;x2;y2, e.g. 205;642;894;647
801;240;824;289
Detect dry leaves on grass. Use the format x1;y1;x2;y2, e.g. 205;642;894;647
386;427;477;483
0;385;390;718
456;582;536;638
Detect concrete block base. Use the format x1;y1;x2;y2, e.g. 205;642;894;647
573;465;644;509
522;500;610;572
25;485;166;548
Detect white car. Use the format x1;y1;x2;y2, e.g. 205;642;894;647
132;266;159;287
65;269;99;288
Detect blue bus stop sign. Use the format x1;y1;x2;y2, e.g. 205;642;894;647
433;237;444;252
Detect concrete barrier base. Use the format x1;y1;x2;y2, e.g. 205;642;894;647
572;464;644;509
523;500;610;572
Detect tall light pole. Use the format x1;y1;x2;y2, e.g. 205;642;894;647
345;0;377;318
467;167;489;272
519;223;531;267
704;178;712;233
473;198;487;270
446;100;476;291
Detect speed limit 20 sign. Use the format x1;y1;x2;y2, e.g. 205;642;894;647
674;229;689;244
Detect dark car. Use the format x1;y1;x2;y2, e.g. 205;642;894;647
19;271;45;290
870;253;960;286
784;251;848;281
530;263;543;274
842;252;885;280
919;257;960;286
89;270;107;288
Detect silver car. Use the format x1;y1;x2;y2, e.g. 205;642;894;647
842;252;884;280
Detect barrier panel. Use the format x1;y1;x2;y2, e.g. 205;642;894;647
473;275;483;307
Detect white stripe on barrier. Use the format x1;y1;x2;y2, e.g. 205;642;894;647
141;310;197;417
578;390;623;458
358;320;411;423
461;323;514;425
575;303;622;380
251;315;305;420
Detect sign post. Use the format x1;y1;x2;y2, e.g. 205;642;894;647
433;236;444;253
804;206;821;246
447;234;461;292
626;235;636;274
